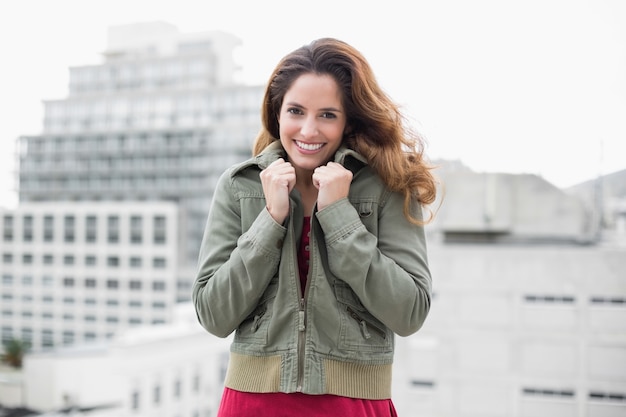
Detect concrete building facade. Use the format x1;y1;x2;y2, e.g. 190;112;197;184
16;22;265;300
1;202;179;352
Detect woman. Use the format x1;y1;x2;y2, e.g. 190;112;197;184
193;38;437;417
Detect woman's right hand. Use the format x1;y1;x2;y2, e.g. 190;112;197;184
260;158;296;223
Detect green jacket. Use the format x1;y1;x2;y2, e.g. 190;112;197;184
192;141;431;399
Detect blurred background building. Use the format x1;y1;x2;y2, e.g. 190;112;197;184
1;21;625;417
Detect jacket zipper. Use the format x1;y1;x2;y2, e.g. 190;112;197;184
296;213;313;392
347;306;387;340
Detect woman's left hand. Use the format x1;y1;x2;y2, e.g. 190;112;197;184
313;162;353;210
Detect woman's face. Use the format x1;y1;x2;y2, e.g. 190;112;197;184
278;73;347;176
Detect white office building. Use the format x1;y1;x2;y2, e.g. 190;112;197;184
16;22;265;300
1;202;179;352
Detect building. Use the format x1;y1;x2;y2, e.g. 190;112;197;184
1;202;179;351
1;303;230;416
390;170;626;417
15;22;265;301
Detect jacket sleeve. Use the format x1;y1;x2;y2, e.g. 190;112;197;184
316;191;431;337
192;170;287;337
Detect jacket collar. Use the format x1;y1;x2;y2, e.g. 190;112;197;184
230;141;368;178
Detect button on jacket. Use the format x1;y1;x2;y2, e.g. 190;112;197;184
192;141;432;399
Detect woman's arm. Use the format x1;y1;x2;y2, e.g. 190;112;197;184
192;170;287;337
316;191;431;337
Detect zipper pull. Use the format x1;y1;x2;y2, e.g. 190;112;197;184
359;320;372;339
298;298;306;332
251;309;266;332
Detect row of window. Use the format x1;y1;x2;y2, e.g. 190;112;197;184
24;130;212;153
409;381;626;403
1;323;165;347
524;294;626;305
130;373;204;411
2;301;168;316
19;174;206;192
2;214;167;244
2;253;168;268
69;57;215;93
46;90;260;122
2;276;168;290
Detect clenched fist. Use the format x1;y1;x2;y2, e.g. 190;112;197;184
312;162;353;210
260;158;296;223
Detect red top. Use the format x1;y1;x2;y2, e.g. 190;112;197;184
216;217;397;417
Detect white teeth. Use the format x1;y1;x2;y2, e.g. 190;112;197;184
296;141;323;151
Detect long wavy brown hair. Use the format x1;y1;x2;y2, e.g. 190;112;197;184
253;38;437;224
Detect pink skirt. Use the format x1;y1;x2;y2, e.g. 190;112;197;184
217;388;398;417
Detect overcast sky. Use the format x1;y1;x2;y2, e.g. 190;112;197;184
1;0;624;208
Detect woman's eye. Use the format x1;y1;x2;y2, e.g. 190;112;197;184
287;107;303;115
321;112;336;119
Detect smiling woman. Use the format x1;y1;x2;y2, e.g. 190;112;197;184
192;38;437;417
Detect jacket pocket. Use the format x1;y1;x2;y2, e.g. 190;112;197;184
333;281;393;352
234;281;277;344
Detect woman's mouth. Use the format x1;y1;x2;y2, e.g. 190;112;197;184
295;140;324;151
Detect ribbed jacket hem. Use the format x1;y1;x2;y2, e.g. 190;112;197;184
224;352;392;400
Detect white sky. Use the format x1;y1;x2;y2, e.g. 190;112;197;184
1;0;624;208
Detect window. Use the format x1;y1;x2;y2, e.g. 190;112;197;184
154;215;166;244
3;215;13;241
152;301;166;309
130;215;143;244
130;256;142;267
63;255;75;265
85;215;97;243
63;297;75;304
590;296;626;305
22;275;33;285
2;274;13;285
63;277;75;287
85;298;96;305
43;254;54;264
107;215;119;243
152;281;166;291
129;300;142;308
193;374;200;393
63;331;74;345
589;390;626;403
44;215;54;242
42;275;54;286
129;280;142;290
85;278;96;288
64;215;75;242
524;295;575;304
85;255;96;266
2;253;12;264
42;329;54;347
522;387;575;398
153;257;166;268
22;254;33;264
131;391;140;410
153;385;161;405
23;215;33;242
106;279;119;289
107;256;119;267
174;379;182;398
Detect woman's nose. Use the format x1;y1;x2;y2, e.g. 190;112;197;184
300;116;318;138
